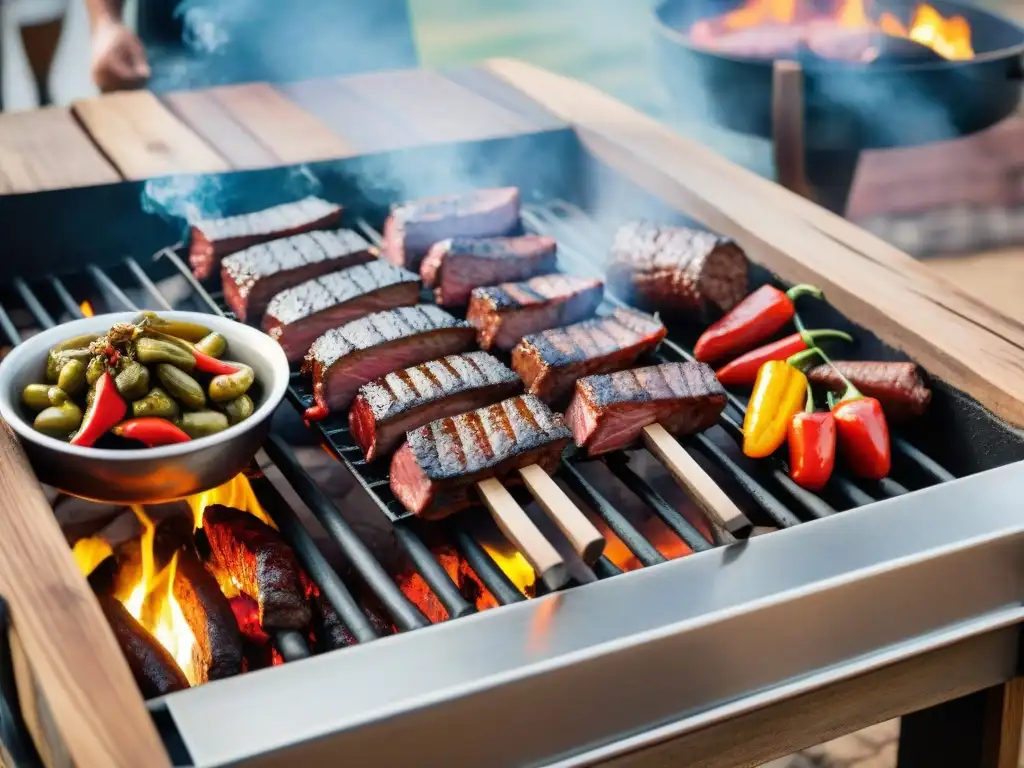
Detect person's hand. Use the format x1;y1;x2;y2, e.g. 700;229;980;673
90;19;151;92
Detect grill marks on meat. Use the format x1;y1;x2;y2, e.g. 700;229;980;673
264;261;421;363
303;305;475;415
566;363;726;456
349;351;521;462
99;595;189;698
382;187;520;271
221;229;374;323
390;394;571;518
607;221;749;320
190;197;342;279
202;505;311;631
512;308;668;404
467;274;604;351
421;235;558;307
807;361;932;422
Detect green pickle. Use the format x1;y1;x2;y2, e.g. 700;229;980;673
47;387;68;406
46;347;92;382
21;384;53;412
134;312;211;342
194;332;227;358
33;402;83;438
209;364;254;403
132;388;180;420
222;394;254;425
56;359;87;395
115;362;151;401
156;364;206;410
136;337;196;370
86;355;106;386
179;411;229;439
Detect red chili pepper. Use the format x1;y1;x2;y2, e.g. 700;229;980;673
787;381;836;491
833;397;891;480
112;418;191;447
694;283;822;364
304;402;329;423
192;348;241;376
70;371;127;447
715;329;852;387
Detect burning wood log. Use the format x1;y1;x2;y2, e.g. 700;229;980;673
97;595;189;699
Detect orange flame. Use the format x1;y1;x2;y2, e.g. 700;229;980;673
72;536;113;576
482;542;536;596
186;474;275;530
878;4;974;60
79;301;95;318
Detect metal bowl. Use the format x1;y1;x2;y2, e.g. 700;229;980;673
0;311;290;503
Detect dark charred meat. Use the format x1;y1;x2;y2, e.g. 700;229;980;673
202;505;311;631
302;305;476;417
806;361;932;422
349;351;521;462
421;235;558;307
607;221;749;320
221;229;374;323
189;197;342;280
512;308;668;404
382;188;520;271
566;363;726;456
467;274;604;352
264;261;421;363
390;394;572;518
99;595;189;698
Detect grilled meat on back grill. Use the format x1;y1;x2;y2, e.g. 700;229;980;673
607;221;749;320
303;305;476;417
99;595;190;698
512;308;668;404
202;504;312;631
420;234;558;307
806;361;932;422
264;260;421;363
190;197;342;280
349;351;521;462
382;187;521;271
566;363;727;456
467;274;604;352
390;394;572;518
221;229;374;323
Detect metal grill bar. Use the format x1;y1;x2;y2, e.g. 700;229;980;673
125;258;174;311
49;276;84;319
13;279;54;329
447;525;526;605
158;248;225;316
593;557;623;579
392;525;475;619
89;265;138;311
0;305;22;346
273;630;312;662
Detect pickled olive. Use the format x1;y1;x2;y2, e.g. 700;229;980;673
136;337;196;370
132;387;180;420
21;384;52;412
134;312;211;342
156;364;205;410
208;364;254;404
178;410;229;439
115;362;151;401
57;359;87;396
50;333;101;355
47;387;69;406
33;402;83;438
47;347;92;381
194;332;227;359
222;394;254;425
86;355;106;386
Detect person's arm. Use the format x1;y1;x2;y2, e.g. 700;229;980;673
86;0;150;92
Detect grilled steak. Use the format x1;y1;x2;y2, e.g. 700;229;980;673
566;363;726;456
190;197;342;280
467;274;604;352
806;361;932;422
349;351;521;462
382;187;520;271
390;394;572;518
302;305;475;419
421;235;558;306
607;221;749;320
221;229;373;323
512;308;668;404
99;595;189;698
264;261;421;363
201;504;311;631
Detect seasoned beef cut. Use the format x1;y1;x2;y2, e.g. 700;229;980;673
201;504;311;631
607;221;749;320
190;197;342;280
221;229;373;323
512;308;668;404
807;361;932;422
566;363;726;456
99;595;189;698
382;187;520;271
349;351;521;462
390;394;571;519
302;305;475;418
467;274;604;352
264;261;420;363
420;235;558;306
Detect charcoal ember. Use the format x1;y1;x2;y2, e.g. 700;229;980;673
99;595;189;699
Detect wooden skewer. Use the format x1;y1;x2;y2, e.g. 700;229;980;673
518;464;605;565
476;478;569;591
642;423;753;539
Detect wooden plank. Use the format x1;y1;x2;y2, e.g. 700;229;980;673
161;90;278;170
483;58;1024;429
0;428;167;766
0;108;120;194
442;67;566;132
928;249;1024;325
73;91;230;179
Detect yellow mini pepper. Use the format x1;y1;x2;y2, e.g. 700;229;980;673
742;360;808;458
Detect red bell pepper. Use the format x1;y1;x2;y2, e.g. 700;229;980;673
715;329;852;387
112;418;192;447
833;397;891;480
787;382;836;491
71;371;127;447
694;283;821;364
192;348;241;376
